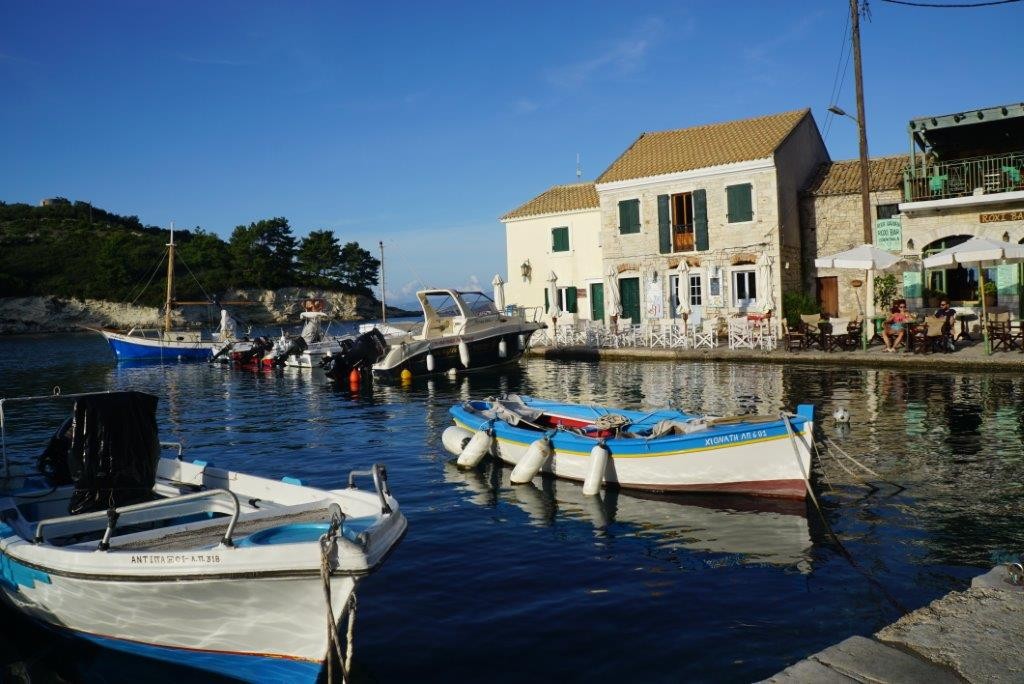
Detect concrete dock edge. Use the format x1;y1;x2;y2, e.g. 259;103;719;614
762;566;1024;683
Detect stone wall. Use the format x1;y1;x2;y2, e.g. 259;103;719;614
0;288;385;334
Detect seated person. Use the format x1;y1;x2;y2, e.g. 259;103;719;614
934;300;956;319
882;302;910;352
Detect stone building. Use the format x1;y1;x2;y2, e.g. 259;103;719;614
804;102;1024;320
801;156;905;317
502;109;830;329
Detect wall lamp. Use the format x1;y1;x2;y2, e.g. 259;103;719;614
520;259;532;282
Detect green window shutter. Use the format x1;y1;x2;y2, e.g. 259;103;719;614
657;194;671;254
693;189;709;251
544;288;549;310
726;184;753;223
618;199;640;234
551;227;569;252
565;286;578;313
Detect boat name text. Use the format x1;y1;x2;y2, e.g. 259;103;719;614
130;554;222;565
703;429;768;447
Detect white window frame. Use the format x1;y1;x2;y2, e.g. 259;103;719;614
732;268;757;308
688;273;703;306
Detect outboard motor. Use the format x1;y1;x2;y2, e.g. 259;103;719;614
233;336;273;367
321;329;389;380
38;392;160;515
269;335;308;366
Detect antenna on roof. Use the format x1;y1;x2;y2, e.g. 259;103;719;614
576;152;582;181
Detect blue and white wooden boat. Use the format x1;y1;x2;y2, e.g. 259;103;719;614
0;390;406;682
444;395;815;499
93;224;233;362
97;327;221;361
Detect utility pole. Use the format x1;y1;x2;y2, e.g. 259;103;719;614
850;0;872;244
379;241;387;325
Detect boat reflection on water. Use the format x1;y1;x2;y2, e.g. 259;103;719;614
444;459;814;572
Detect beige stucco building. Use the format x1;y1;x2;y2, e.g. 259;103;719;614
501;183;602;321
501;109;830;329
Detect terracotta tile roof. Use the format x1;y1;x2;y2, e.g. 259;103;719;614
595;109;811;184
805;155;907;196
501;182;599;221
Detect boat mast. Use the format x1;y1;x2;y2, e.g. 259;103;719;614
379;240;387;326
164;222;175;334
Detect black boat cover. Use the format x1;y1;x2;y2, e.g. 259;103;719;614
38;391;161;515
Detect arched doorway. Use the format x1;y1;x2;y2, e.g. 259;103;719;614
922;235;990;304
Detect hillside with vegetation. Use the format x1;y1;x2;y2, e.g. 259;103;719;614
0;198;381;306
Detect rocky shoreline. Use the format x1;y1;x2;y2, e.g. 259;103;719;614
0;288;414;335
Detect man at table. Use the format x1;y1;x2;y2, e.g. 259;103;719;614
933;299;956;351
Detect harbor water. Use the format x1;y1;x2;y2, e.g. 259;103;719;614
0;331;1022;682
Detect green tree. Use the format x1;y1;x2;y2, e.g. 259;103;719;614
338;241;380;294
177;228;233;297
296;229;343;287
228;217;296;289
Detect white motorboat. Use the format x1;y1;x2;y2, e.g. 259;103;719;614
0;390;406;682
372;289;544;379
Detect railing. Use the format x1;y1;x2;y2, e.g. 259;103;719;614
672;224;695;252
904;151;1024;202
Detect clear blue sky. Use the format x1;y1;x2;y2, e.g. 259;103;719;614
2;1;1020;305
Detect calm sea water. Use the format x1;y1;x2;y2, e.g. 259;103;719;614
0;331;1022;683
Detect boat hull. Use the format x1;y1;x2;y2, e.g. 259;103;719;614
373;329;537;379
99;330;216;361
0;565;352;682
449;401;815;499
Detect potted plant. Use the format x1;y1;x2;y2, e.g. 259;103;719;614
983;280;997;307
873;273;898;311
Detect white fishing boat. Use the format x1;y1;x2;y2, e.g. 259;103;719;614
0;390;406;682
443;395;815;499
372;289;544;379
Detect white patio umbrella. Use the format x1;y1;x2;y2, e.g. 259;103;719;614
674;260;691;334
757;254;776;315
546;271;561;324
815;243;903;350
922;236;1024;354
491;273;506;311
604;265;622;327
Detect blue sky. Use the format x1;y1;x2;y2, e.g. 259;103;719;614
2;1;1020;306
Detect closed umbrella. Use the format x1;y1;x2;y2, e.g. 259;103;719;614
491;273;506;312
922;236;1024;354
674;260;691;334
604;265;622;328
815;243;904;350
757;254;776;315
546;271;561;325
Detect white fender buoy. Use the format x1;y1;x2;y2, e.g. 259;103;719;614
458;340;471;368
833;407;851;423
510;436;552;484
426;352;435;372
582;442;610;496
441;425;473;456
456;428;493;468
517;334;526;351
498;338;508;359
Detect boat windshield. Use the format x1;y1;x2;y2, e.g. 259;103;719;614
458;292;497;316
423;292;462;318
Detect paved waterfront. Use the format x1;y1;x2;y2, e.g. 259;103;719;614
765;565;1024;683
530;340;1024;370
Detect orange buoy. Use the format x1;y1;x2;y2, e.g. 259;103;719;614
349;368;361;385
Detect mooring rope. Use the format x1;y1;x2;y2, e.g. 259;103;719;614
320;514;348;683
780;412;909;616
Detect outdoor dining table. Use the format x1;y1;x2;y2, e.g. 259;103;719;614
955;313;977;341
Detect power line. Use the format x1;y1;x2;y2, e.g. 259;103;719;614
823;10;852;141
881;0;1020;7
